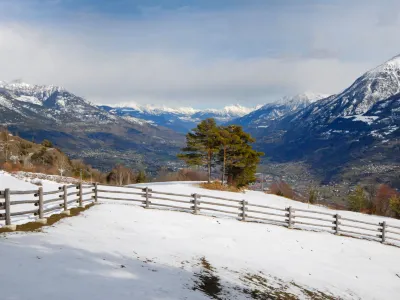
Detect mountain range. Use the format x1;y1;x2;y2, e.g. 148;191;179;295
100;103;255;133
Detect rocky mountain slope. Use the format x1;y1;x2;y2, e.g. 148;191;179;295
251;55;400;187
0;81;184;172
230;92;329;130
100;104;254;133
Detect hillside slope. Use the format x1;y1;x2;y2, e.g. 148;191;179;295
0;179;399;300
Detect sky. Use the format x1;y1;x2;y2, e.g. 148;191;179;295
0;0;399;109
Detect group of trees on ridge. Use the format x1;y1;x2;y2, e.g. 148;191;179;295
178;118;264;188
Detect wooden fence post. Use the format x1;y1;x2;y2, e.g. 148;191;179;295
380;221;386;243
143;187;151;208
4;188;11;226
38;187;44;219
240;200;247;221
334;214;340;235
286;206;293;229
35;186;47;224
78;183;83;207
60;185;71;215
93;182;98;203
192;193;200;215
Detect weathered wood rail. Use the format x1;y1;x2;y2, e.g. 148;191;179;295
1;183;400;247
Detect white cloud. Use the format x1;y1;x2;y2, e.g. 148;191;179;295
0;1;399;108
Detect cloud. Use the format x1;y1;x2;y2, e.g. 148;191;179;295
0;1;399;108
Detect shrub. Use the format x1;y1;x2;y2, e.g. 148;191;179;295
41;140;53;148
2;161;13;172
308;187;318;204
155;168;208;182
373;184;397;216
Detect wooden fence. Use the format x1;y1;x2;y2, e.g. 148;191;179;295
1;183;400;247
0;183;94;228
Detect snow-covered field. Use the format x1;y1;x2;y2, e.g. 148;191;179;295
1;172;400;299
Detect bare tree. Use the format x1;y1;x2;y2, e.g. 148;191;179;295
22;154;33;168
115;165;125;186
109;164;134;185
9;153;19;164
56;156;69;177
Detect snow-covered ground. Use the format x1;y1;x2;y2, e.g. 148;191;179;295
1;173;400;299
0;171;92;224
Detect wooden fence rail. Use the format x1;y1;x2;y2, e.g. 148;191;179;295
1;183;400;248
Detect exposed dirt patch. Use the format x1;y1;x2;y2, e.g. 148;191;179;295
192;257;222;299
0;203;95;233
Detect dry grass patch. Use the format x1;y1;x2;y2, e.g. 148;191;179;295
199;182;242;193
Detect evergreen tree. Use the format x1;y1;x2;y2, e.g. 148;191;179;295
348;186;367;212
136;170;147;183
219;125;264;188
178;118;221;183
217;127;231;185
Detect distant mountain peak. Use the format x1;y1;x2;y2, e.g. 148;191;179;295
230;92;326;129
0;80;65;92
200;104;255;116
263;92;329;109
365;54;400;78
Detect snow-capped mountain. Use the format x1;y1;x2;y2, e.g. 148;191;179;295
230;92;329;129
0;80;67;106
0;81;183;171
0;80;117;125
100;103;255;133
289;55;400;128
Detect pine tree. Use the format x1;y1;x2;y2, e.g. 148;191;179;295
136;170;147;183
348;186;367;212
217;127;231;185
220;125;264;188
178;118;221;183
